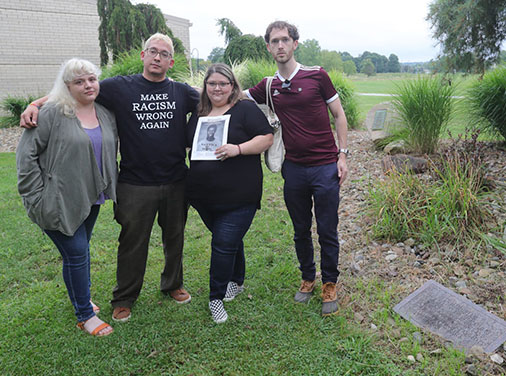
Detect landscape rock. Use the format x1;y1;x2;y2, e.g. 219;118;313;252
413;331;422;344
455;280;467;289
465;364;478;376
383;140;406;154
381;154;428;174
354;312;365;323
490;353;504;364
385;253;398;261
478;268;493;278
469;345;485;358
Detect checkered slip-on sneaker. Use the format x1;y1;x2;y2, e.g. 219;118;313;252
223;281;244;302
209;299;228;323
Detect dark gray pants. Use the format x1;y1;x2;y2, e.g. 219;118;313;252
111;181;187;308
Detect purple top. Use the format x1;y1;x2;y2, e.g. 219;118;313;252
84;125;107;204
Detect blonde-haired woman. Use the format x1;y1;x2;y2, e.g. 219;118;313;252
17;58;118;336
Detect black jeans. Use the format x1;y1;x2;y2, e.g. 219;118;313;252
191;202;257;301
111;181;187;308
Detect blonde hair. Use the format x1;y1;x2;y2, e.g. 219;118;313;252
47;58;101;117
143;33;174;56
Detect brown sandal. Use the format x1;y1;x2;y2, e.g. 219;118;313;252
77;320;113;337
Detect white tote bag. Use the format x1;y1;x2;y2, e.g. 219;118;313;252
264;76;285;173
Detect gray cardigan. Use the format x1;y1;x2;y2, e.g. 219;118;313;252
16;102;118;236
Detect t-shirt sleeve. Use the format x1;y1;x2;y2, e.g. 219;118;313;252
319;68;339;104
241;100;274;138
245;78;268;105
96;77;117;110
186;112;198;148
184;84;200;114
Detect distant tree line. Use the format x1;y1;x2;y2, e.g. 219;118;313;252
211;19;401;76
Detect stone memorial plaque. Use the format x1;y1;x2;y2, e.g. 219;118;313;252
393;280;506;353
372;109;387;130
365;101;396;142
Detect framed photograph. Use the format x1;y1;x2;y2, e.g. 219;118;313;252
191;115;230;160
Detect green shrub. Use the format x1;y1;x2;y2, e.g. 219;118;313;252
100;48;190;80
367;131;490;245
327;70;360;129
467;65;506;141
241;59;277;89
392;76;455;154
0;95;38;128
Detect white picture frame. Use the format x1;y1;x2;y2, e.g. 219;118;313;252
191;115;230;160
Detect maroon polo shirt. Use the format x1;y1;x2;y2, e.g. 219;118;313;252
247;64;339;166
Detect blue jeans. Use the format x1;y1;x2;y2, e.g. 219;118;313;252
191;202;257;301
282;160;341;284
45;205;100;322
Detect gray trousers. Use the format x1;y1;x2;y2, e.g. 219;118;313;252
111;181;187;308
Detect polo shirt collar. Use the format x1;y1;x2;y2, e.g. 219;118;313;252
275;63;301;82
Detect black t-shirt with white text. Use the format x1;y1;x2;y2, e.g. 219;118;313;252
97;74;199;185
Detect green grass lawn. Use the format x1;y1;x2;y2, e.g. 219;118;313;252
0;152;470;375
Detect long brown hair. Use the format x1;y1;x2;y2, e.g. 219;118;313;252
198;63;242;116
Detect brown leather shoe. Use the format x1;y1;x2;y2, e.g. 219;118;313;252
294;280;315;303
169;288;191;304
112;306;131;322
321;282;338;316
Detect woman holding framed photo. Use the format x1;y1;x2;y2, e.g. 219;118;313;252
187;63;273;323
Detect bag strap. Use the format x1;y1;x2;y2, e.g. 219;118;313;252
265;76;276;115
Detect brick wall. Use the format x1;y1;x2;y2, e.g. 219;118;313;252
0;0;191;107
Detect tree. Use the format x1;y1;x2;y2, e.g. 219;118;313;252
216;18;242;44
360;59;376;76
387;54;401;73
427;0;506;74
343;60;357;75
224;34;270;63
356;51;389;73
320;50;344;72
217;18;270;63
97;0;184;66
208;47;225;63
295;39;321;66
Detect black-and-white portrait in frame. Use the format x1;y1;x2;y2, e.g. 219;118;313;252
191;115;230;160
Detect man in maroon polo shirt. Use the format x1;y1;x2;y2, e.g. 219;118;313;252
246;21;349;316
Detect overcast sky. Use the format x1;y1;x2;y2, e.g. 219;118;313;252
133;0;441;63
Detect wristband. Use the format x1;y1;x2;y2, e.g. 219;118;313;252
30;103;41;109
237;144;242;155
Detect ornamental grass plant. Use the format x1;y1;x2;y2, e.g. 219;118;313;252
367;130;490;245
0;95;38;128
392;76;456;154
327;70;360;129
467;65;506;141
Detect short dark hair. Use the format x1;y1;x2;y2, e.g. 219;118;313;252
264;21;299;43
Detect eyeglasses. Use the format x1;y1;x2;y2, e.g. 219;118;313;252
282;80;291;89
206;81;232;88
145;47;172;60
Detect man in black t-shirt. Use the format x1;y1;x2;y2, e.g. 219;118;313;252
100;33;200;322
20;33;200;323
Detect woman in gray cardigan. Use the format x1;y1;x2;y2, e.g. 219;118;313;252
16;58;118;337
